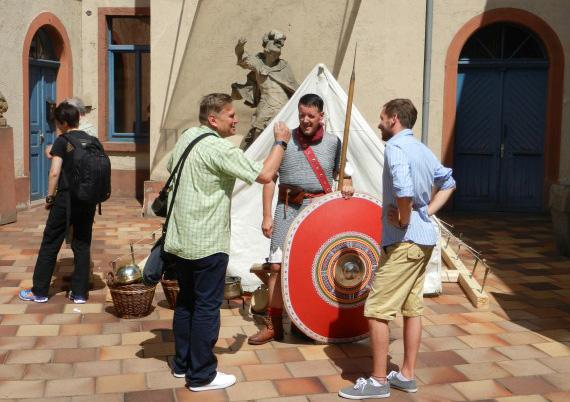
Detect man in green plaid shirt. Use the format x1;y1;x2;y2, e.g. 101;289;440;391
166;93;290;392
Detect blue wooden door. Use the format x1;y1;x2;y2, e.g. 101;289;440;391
29;64;57;200
454;67;547;211
499;69;547;210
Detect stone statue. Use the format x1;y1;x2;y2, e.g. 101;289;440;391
232;30;299;149
0;90;8;126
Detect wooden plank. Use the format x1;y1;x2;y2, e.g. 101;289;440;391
440;239;489;309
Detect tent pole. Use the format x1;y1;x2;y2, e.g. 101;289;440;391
338;45;357;189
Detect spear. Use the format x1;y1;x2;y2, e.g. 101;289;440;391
338;44;357;189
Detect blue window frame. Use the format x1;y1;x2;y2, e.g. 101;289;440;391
107;16;150;142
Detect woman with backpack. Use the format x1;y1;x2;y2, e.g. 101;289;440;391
20;102;103;304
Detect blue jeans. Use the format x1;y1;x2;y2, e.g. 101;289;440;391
171;252;228;387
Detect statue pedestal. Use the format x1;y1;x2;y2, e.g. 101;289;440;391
142;180;166;217
550;183;570;257
0;125;17;225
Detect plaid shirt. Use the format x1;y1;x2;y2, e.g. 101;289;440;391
164;125;263;259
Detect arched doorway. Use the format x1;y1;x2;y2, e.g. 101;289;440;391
441;8;565;213
22;12;72;204
453;23;548;212
28;28;60;200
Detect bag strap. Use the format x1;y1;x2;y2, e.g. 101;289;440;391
294;128;332;194
162;132;216;234
59;134;80;243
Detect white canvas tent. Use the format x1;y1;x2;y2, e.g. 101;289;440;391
227;64;442;294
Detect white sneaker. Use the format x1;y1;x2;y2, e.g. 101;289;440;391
189;371;236;392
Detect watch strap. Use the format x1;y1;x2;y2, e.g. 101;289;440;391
273;141;287;150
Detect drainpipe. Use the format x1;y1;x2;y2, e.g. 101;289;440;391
421;0;434;145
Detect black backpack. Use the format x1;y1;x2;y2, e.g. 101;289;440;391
61;133;111;209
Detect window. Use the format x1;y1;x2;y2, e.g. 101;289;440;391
29;28;57;61
107;16;150;142
459;23;547;65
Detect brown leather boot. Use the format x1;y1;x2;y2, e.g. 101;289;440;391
248;315;284;345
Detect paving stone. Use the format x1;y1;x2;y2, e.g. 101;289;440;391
540;372;570;391
0;380;45;398
124;388;176;402
23;363;74;380
5;349;53;364
145;370;184;390
98;345;143;361
415;366;468;385
79;333;121;348
457;334;510;348
451;379;512;399
285;360;338;378
538;355;570;373
121;356;169;374
495;396;549;402
453;362;511;381
543;391;570;401
494;344;551;360
417;350;468;367
0;336;36;350
421;336;470;351
74;360;122;378
256;348;305;364
496;358;556;376
0;364;25;380
532;341;570;357
241;363;292;381
53;348;97;363
35;335;79;349
497;375;561;395
273;377;327;397
414;383;466;401
96;373;146;394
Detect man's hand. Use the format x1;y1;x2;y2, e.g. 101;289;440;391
44;203;53;211
387;205;400;228
273;121;291;143
262;216;274;238
341;185;354;199
235;37;247;56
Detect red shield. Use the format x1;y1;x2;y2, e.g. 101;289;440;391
282;192;382;343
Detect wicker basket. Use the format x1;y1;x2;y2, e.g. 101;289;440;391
107;273;156;319
161;279;179;309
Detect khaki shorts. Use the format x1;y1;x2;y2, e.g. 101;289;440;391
364;242;434;321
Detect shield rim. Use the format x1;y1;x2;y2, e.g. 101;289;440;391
281;191;383;343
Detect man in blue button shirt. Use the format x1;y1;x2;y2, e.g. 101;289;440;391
340;99;456;399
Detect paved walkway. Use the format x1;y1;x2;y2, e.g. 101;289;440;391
0;199;568;401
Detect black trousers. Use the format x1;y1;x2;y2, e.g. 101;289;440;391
171;252;228;387
32;192;96;298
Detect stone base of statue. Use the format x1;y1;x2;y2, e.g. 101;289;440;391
0;125;17;225
550;182;570;257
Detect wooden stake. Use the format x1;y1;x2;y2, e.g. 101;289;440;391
338;45;357;189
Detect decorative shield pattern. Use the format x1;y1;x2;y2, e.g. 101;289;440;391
282;192;382;343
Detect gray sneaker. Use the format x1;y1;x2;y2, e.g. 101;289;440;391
338;377;390;399
387;371;417;393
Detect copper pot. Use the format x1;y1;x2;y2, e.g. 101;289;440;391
224;276;242;300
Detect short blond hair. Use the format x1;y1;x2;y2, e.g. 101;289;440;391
199;93;233;124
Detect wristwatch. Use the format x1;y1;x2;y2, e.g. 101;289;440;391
46;195;55;204
273;141;288;150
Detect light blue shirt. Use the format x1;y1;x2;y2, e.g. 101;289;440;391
382;129;455;247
